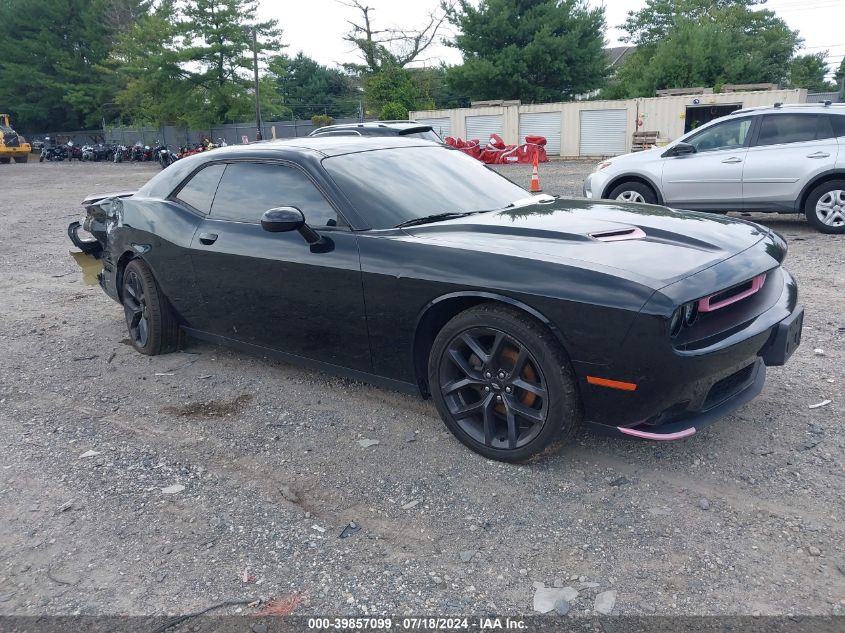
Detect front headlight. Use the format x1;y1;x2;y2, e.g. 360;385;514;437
594;160;612;172
670;300;699;337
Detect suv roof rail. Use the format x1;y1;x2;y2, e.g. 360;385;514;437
732;102;845;115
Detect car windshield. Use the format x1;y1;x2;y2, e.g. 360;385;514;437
323;146;528;229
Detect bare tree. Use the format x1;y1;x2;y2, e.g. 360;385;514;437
339;0;448;73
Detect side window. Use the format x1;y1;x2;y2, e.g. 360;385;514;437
209;163;339;226
817;115;835;141
174;163;225;213
755;114;818;146
687;118;751;153
828;114;845;138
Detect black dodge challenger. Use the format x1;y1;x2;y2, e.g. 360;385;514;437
69;137;803;462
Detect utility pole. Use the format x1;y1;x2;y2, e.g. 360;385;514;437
252;28;263;141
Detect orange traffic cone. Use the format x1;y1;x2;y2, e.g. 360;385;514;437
530;152;542;192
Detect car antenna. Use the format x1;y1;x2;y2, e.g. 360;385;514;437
773;102;782;108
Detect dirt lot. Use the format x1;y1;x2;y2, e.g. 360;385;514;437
1;159;843;618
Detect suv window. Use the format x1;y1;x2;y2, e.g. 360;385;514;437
755;113;820;146
830;114;845;137
175;163;225;213
209;162;339;226
687;118;751;152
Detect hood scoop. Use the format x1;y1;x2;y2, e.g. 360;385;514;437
589;226;646;242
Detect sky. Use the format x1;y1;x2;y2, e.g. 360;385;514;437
257;0;845;80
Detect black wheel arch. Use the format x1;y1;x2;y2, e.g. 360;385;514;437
412;291;574;397
115;250;138;302
796;170;845;213
602;173;664;204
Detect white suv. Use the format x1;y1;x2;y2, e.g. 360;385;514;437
583;103;845;233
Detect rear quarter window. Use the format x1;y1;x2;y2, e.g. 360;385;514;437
174;164;226;214
831;114;845;137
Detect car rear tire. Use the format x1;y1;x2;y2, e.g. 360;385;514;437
428;304;581;462
607;181;657;205
121;259;181;355
14;155;28;163
0;157;10;164
804;179;845;234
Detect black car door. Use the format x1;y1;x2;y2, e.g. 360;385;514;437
186;160;371;372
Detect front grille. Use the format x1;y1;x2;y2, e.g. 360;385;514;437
703;363;754;410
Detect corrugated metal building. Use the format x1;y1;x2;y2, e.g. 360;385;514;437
411;89;808;158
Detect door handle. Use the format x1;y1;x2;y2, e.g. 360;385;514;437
807;151;830;159
721;157;742;164
198;232;218;245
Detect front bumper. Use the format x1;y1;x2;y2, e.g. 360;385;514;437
582;170;612;199
584;268;803;440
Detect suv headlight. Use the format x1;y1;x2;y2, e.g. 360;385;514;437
594;160;612;172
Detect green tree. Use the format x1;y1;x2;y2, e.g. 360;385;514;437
380;101;408;120
443;0;608;102
0;0;144;132
788;53;836;91
364;65;426;114
109;0;194;125
267;53;360;119
607;0;800;98
180;0;281;126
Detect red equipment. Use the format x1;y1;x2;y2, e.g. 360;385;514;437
445;134;548;165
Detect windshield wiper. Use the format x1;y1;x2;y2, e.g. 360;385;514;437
395;211;476;228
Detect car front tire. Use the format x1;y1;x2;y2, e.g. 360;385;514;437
121;259;181;355
607;181;657;205
805;179;845;234
428;304;581;462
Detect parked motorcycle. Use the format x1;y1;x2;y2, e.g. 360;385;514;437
81;144;95;161
153;143;175;169
66;141;83;161
113;144;130;163
39;137;67;162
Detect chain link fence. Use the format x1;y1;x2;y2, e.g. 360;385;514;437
29;117;376;148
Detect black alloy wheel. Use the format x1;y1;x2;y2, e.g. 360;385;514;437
123;268;151;349
120;259;181;355
429;305;580;462
441;326;548;450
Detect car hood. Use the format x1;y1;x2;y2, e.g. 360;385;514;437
401;198;772;289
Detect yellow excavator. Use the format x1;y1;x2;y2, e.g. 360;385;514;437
0;113;31;163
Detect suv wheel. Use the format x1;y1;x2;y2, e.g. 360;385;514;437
607;181;657;205
805;179;845;234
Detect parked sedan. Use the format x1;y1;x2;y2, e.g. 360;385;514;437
69;137;803;462
583;103;845;233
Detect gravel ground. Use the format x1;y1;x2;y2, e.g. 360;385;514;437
1;159;843;618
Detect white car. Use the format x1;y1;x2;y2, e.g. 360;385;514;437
583;103;845;233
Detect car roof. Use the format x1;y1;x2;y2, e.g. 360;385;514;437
732;103;845;115
312;120;428;133
212;135;441;158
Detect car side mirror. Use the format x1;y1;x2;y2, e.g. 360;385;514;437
261;207;305;232
664;142;696;158
261;207;326;248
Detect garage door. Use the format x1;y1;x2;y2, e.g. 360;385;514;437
465;114;503;142
579;109;628;156
519;112;561;155
415;117;451;140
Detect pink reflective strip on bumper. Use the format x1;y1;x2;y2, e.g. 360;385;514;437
617;426;697;440
698;273;766;313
